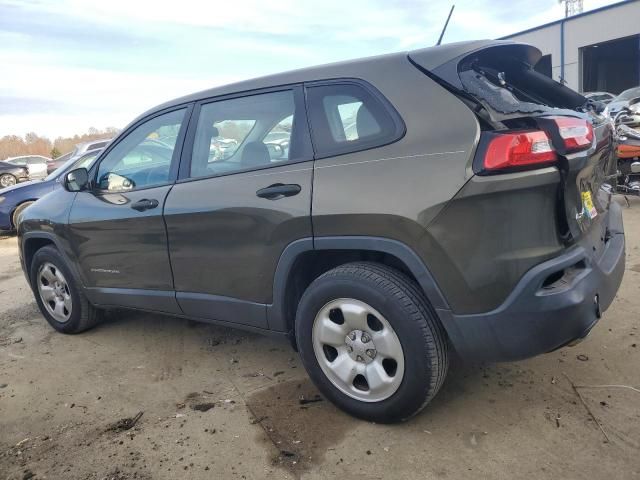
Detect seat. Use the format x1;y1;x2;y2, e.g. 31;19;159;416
356;105;381;139
240;141;270;169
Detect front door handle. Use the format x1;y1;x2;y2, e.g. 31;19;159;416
256;183;301;200
131;198;159;212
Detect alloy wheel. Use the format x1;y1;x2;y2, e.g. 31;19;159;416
37;262;72;323
0;174;16;188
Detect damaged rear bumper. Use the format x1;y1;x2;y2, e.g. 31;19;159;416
440;200;625;362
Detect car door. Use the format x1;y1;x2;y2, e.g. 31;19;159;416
164;86;313;328
67;106;191;314
27;157;48;178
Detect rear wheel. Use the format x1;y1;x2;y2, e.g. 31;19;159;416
295;262;449;423
12;201;34;230
30;245;102;334
0;174;16;188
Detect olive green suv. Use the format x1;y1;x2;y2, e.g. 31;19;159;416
18;40;625;422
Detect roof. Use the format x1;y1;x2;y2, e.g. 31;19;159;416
501;0;638;39
131;39;516;126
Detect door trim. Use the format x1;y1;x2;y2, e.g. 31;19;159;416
176;292;267;329
85;287;183;315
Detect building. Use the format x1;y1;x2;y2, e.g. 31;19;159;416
501;0;640;94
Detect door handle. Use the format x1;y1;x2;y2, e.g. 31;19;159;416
131;198;159;212
256;183;301;200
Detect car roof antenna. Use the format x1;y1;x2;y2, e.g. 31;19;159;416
436;5;455;46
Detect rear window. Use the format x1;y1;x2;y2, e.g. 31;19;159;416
455;46;587;115
306;82;404;158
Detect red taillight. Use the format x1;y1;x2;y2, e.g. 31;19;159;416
551;116;594;152
484;131;557;171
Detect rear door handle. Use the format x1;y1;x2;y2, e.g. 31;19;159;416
256;183;301;200
131;198;159;212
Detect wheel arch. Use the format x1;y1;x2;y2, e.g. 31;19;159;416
21;232;83;287
267;236;451;341
10;199;37;229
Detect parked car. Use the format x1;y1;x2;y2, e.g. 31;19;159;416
0;149;102;230
583;91;615;104
4;155;50;180
0;161;30;188
18;40;625;423
46;151;73;174
605;86;640;119
71;138;112;159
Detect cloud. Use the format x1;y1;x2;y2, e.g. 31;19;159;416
0;0;621;138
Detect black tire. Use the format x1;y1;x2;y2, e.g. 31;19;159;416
295;262;449;423
30;245;102;334
12;201;34;230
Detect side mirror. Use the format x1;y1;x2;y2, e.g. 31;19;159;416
63;168;89;192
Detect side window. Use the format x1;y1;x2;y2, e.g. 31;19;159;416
96;108;185;191
306;83;402;157
189;90;305;179
28;157;44;165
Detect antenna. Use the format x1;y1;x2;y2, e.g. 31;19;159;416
558;0;583;17
436;5;455;46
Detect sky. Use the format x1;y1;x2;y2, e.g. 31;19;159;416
0;0;621;138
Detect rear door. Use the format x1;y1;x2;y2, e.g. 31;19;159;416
164;86;314;328
67;106;190;313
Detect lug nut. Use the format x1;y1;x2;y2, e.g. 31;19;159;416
361;333;370;343
366;349;376;358
347;346;353;353
356;355;364;362
349;332;356;341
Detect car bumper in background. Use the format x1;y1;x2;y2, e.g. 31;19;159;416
442;200;625;362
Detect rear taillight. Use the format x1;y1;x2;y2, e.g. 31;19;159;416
551;117;594;152
483;131;557;171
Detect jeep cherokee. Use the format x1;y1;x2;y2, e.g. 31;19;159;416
18;40;625;423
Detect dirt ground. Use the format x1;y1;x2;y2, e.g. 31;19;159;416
1;200;639;480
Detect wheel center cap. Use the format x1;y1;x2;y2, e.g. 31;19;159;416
345;330;376;363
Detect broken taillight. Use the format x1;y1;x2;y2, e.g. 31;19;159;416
483;130;557;171
551;117;594;153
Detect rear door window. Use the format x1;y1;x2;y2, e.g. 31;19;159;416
305;82;404;158
187;88;312;179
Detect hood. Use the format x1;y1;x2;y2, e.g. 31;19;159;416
607;100;628;113
0;179;48;195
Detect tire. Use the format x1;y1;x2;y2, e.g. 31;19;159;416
295;262;449;423
12;201;34;230
30;245;102;334
0;173;17;188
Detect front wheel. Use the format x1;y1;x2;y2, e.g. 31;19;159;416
295;262;449;423
30;245;102;334
0;174;17;188
12;201;34;230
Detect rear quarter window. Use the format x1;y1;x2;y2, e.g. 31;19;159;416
306;82;404;158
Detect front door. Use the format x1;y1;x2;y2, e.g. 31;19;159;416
164;87;314;328
67;107;190;313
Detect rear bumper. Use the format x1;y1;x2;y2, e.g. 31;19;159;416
441;201;625;362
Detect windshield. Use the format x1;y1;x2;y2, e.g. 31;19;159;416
45;151;100;181
615;87;640;101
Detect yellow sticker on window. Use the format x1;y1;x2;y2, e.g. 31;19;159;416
581;191;598;219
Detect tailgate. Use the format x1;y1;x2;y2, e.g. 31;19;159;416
409;41;616;246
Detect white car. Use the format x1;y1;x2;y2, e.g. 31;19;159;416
4;155;50;180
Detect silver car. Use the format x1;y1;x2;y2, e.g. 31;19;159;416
4;155;50;180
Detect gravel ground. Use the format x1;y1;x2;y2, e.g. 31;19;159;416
1;198;639;480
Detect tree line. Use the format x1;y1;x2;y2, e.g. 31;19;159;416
0;127;119;161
